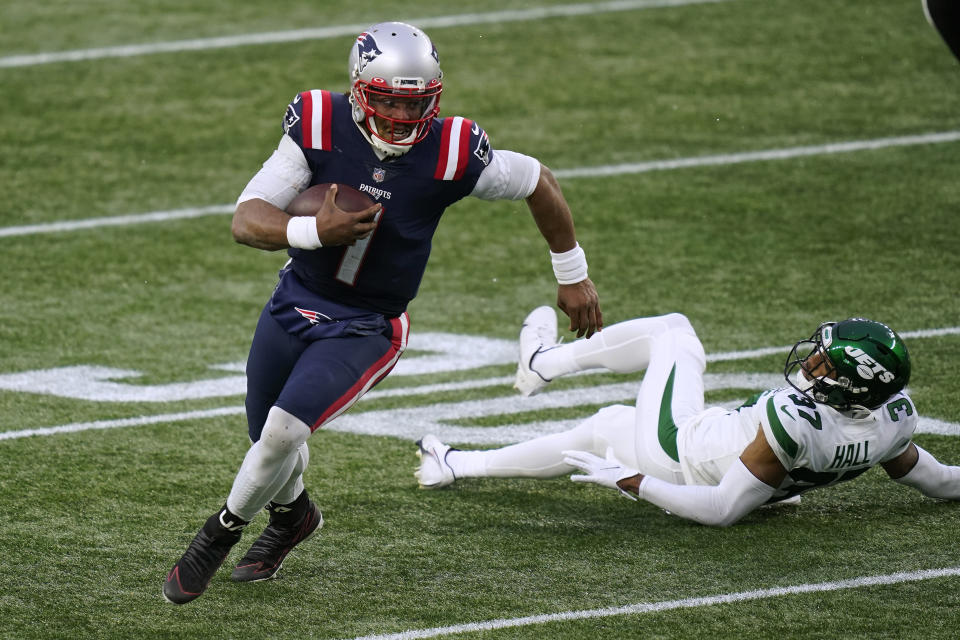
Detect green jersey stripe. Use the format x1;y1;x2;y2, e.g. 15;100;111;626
766;395;798;459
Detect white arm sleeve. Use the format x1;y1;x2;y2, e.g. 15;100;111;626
894;445;960;500
638;458;776;527
236;134;312;209
470;149;541;201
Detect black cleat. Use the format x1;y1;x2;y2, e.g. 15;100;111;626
231;501;323;582
163;512;243;605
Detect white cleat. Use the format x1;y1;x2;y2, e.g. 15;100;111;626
513;305;558;397
415;434;456;489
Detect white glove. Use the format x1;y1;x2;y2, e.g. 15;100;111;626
563;448;640;499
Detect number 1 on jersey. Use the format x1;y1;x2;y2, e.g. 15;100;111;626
335;207;383;285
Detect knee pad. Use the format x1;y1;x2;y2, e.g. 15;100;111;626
661;312;694;335
259;406;312;460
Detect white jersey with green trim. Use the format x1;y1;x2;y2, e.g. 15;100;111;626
676;388;917;501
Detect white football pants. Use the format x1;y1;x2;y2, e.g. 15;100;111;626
456;312;706;484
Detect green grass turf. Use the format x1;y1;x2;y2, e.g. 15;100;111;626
1;0;958;638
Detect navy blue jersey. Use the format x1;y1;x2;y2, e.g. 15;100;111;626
281;90;494;317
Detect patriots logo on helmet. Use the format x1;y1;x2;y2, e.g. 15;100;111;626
355;32;383;73
295;307;333;325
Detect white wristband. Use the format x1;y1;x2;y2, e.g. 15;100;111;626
286;216;322;249
550;243;588;285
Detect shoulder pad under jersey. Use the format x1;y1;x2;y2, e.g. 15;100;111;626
433;116;492;181
282;90;336;151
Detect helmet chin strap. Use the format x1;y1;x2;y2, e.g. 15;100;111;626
349;94;416;159
364;114;417;156
808;374;872;416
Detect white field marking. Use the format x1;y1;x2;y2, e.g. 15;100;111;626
0;0;733;69
2;326;958;441
3;130;958;239
0;332;519;402
0;407;246;441
552;130;960;178
1;326;956;403
2;390;955;443
0;205;234;238
708;325;960;362
324;374;782;445
343;566;960;640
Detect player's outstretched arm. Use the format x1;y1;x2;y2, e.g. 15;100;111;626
883;442;960;500
524;165;603;338
578;428;784;527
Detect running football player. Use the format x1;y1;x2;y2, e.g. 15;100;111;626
163;22;602;604
415;308;960;525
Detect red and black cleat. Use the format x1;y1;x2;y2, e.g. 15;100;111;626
231;501;323;583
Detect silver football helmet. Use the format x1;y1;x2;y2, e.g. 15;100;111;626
348;22;443;157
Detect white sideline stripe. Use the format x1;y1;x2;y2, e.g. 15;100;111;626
1;327;957;441
3;131;959;239
0;407;245;441
5;388;956;442
0;0;733;69
344;566;960;640
708;325;960;362
0;205;234;238
552;130;960;178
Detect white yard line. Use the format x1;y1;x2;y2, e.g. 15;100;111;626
553;130;960;178
707;326;960;362
0;0;734;69
343;566;960;640
0;407;246;441
0;204;234;238
2;327;958;442
3;130;958;239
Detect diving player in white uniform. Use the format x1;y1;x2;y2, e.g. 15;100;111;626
415;308;960;526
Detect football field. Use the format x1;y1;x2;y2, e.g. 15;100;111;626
2;1;959;638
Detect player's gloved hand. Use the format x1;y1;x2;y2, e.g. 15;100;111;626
563;448;640;498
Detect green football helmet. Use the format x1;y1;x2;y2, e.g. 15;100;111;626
785;318;911;411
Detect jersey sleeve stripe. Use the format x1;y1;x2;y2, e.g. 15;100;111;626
435;117;467;181
433;118;454;180
765;395;799;458
300;91;314;149
302;90;332;151
453;118;474;181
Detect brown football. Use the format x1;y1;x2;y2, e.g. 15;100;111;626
286;183;376;216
